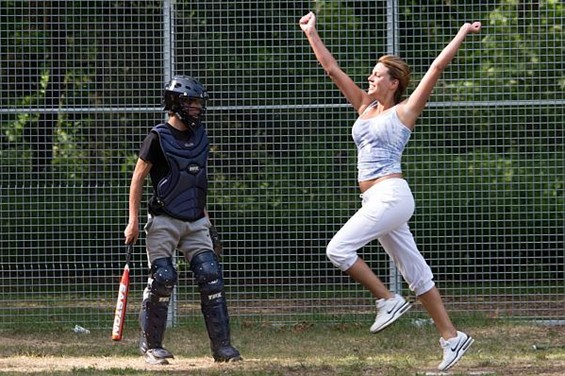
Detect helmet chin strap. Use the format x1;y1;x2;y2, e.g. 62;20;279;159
175;111;199;130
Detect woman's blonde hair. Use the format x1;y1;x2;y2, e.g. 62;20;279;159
378;55;411;104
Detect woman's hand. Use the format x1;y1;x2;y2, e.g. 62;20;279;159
463;21;482;35
299;11;317;34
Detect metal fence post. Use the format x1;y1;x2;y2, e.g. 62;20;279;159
387;0;402;295
163;0;177;329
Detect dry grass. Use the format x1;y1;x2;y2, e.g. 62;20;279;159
0;318;564;375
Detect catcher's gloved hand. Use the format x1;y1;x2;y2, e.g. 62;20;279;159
209;225;223;258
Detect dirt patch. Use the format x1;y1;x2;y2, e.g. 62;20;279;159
0;356;215;373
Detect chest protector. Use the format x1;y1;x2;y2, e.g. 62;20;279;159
152;123;209;221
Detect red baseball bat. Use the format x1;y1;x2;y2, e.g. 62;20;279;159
112;244;132;341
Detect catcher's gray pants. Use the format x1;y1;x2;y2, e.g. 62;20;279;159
144;213;213;266
326;178;435;296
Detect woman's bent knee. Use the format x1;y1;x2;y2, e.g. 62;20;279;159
412;279;435;296
326;243;357;271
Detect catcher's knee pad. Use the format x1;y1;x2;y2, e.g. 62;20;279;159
190;251;224;306
148;257;177;300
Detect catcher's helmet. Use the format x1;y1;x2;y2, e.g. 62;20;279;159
163;75;209;128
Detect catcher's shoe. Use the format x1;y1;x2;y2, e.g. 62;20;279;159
139;337;174;365
144;347;174;365
213;345;242;363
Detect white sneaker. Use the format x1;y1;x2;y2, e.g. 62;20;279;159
370;294;412;333
438;331;474;371
143;347;174;365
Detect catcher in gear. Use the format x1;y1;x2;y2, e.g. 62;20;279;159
124;75;241;365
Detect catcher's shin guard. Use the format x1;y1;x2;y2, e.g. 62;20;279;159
190;251;241;362
139;257;177;351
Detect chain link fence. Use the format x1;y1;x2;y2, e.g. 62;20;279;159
1;0;563;330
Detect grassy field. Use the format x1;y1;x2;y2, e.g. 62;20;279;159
0;315;564;376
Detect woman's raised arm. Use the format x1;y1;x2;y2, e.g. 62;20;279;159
299;11;371;113
399;22;482;127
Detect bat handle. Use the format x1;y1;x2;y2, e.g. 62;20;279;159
126;244;133;265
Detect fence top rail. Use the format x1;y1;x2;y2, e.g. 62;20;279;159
1;99;564;115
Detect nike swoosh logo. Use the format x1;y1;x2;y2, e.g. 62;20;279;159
450;339;463;352
386;303;400;314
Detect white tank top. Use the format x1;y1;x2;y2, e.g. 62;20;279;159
351;102;412;182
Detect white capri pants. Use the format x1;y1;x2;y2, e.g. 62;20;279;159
326;178;435;296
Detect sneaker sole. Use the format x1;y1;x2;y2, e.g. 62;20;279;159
215;355;243;363
370;301;412;333
438;336;475;371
